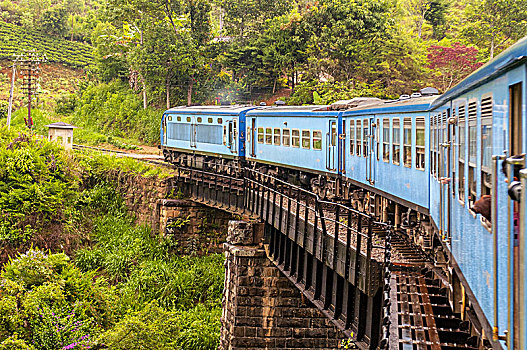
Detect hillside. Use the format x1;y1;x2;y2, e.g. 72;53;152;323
0;21;93;68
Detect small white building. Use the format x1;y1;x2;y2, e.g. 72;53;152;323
45;122;78;150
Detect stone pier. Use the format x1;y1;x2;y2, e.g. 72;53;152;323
220;221;346;350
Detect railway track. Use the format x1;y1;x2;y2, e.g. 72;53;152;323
72;144;479;349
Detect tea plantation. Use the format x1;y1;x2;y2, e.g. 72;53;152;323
0;22;93;68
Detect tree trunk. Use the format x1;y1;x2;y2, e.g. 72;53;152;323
142;78;147;109
490;33;495;59
70;15;74;41
166;78;170;109
187;78;193;106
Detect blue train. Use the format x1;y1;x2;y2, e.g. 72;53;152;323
160;36;527;349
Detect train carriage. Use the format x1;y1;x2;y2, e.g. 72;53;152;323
160;105;255;171
429;36;527;349
245;105;342;196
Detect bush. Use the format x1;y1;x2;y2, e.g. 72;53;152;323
55;94;77;115
0;101;8;119
73;81;161;145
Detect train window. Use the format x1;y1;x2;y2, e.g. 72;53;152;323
187;117;191;122
218;118;223;124
383;118;389;162
468;101;478;206
331;124;337;146
273;128;281;145
403;117;412;168
292;129;300;147
257;127;264;144
356;120;361;156
247;126;251;143
313;130;322;150
197;117;202;123
167;115;172;121
481;95;493;196
282;129;290;147
363;120;368;157
223;125;227;145
228;121;234;145
458;105;466;204
350;121;355;155
416;117;425;170
392;118;400;165
177;116;181;122
208;117;213;123
265;128;272;144
302;130;311;149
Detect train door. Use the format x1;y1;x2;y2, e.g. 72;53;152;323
228;118;238;154
439;110;451;240
326;120;337;171
366;117;376;184
249;117;256;157
507;82;523;347
339;119;346;174
190;116;197;148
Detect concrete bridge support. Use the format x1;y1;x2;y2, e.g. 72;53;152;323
220;221;346;350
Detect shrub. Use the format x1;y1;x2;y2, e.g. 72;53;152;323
0;101;8;119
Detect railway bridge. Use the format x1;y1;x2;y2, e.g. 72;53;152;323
166;164;477;350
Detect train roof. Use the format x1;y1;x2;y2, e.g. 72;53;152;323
432;35;527;108
342;95;439;116
164;105;256;115
246;105;340;117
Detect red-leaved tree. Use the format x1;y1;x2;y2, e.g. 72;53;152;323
427;43;484;92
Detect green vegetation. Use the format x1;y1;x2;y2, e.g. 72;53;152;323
0;21;93;68
73;81;160;144
0;129;223;349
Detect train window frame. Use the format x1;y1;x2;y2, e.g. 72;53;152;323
302;129;311;149
292;129;300;148
403;117;412;168
218;118;223;124
257;127;264;144
392;118;400;165
467;99;478;208
282;128;290;147
383;118;390;162
167;115;172;121
265;128;272;144
197;117;202;123
177;116;181;122
273;128;281;146
313;130;322;150
480;94;493;197
350;120;355;155
363;119;368;157
356;120;361;157
415;117;425;170
457;103;466;205
208;117;213;123
186;116;191;122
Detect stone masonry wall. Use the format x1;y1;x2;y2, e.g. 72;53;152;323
159;199;233;254
220;243;346;350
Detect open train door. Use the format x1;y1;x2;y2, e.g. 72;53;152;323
249;117;257;157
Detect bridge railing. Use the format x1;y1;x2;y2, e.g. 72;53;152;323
172;162;393;347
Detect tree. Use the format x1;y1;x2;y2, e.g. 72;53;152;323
40;7;68;36
424;0;448;39
427;42;483;92
462;0;527;58
301;0;394;81
62;0;85;40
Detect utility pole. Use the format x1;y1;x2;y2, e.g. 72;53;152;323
18;50;47;130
